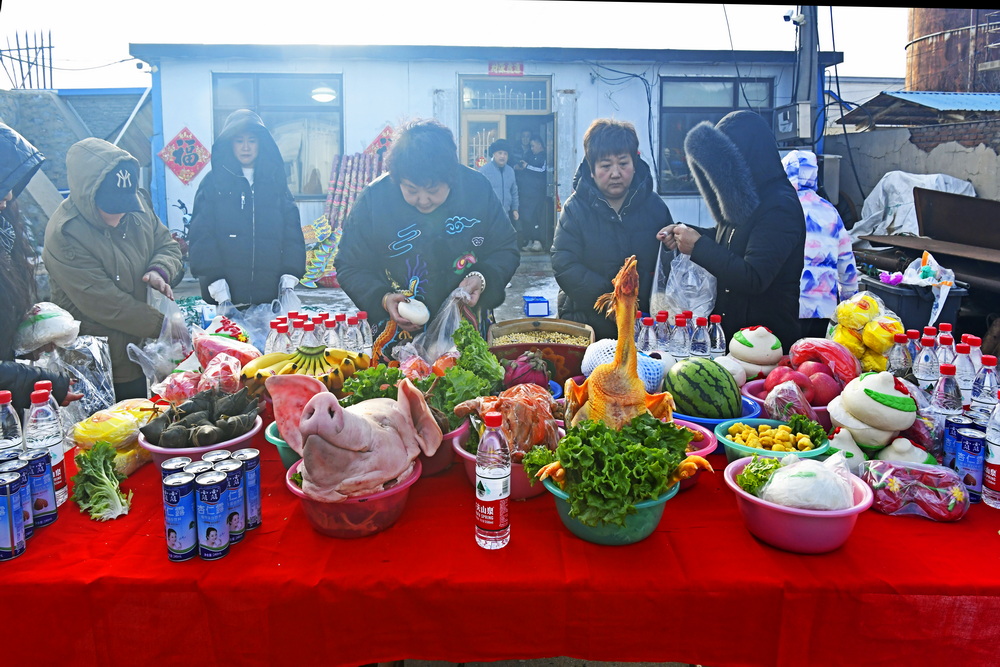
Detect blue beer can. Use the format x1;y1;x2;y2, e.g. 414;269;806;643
0;459;33;539
0;472;26;561
161;456;192;479
195;470;229;560
956;428;987;503
19;449;56;527
0;449;22;464
213;459;245;545
201;450;231;465
232;448;261;530
162;472;197;562
944;415;975;469
183;461;214;477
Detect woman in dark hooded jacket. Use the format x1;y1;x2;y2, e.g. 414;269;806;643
0;122;77;411
188;109;305;308
659;110;805;349
552;118;674;340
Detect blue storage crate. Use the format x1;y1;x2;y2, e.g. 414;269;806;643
522;296;550;317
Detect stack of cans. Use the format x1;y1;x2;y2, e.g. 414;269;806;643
0;448;59;561
161;448;261;561
944;415;987;503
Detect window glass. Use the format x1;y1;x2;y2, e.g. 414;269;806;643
214;77;253;108
259;111;343;195
259;77;341;108
661;80;733;108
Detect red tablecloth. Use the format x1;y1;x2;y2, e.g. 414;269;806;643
5;433;1000;667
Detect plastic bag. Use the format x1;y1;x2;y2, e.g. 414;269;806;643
197;353;242;394
760;451;855;510
789;337;862;386
901;251;955;327
763;380;820;423
649;244;670;316
861;459;969;521
192;331;261;370
393;342;433;381
895;377;938;461
242;301;280;353
151;370;202;406
14;302;80;356
127;290;194;384
656;247;716;318
34;335;115;438
278;288;302;317
412;286;471;363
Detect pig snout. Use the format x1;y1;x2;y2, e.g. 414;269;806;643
299;392;345;443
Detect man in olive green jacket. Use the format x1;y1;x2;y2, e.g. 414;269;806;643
43;138;183;399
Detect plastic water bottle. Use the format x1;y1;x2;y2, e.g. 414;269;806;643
683;311;695;337
324;319;341;349
273;322;293;354
936;333;956;365
357;311;374;356
965;334;984;372
981;394;1000;509
636;317;657;354
33;380;68;443
971;355;999;419
633;310;642;342
344;316;364;354
886;333;912;378
954;343;977;409
905;329;921;361
263;319;280;354
690;317;711;358
289;318;306;349
654;311;670;350
912;336;940;393
937;322;953;346
668;316;690;359
475;411;510;549
24;389;68;506
709;314;727;358
931;364;964;469
300;321;325;348
923;326;938;341
0;391;23;453
334;313;348;347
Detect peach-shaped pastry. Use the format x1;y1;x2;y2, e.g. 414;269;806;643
827;395;898;448
877;437;932;464
840;371;917;432
727;326;782;380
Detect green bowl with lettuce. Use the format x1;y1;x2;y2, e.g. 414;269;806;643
524;413;692;545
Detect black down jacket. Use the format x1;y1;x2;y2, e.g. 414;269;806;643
188;110;305;306
551;156;673;340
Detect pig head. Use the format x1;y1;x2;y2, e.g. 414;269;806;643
298;378;443;502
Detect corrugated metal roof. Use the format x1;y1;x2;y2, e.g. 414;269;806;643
884;91;1000;112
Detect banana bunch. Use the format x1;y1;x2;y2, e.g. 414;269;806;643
241;346;372;396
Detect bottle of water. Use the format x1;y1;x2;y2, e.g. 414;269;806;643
683;311;695;337
936;333;956;365
886;332;912;378
0;390;23;453
633;310;642;342
273;323;293;354
690;317;711;358
475;411;510;549
965;334;984;373
636;317;656;354
912;336;940;393
344;316;364;354
937;322;953;346
905;329;921;361
923;326;938;342
953;343;977;409
24;389;68;506
289;318;306;349
300;321;325;348
334;313;348;347
931;364;964;469
33;380;67;442
668;316;690;360
971;355;999;419
653;311;670;350
356;311;374;356
264;319;281;354
709;314;727;358
982;394;1000;509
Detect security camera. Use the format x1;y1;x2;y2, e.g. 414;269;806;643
136;62;144;70
783;10;806;26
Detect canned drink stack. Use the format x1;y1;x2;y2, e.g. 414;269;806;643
232;448;261;530
0;472;26;561
162;472;197;562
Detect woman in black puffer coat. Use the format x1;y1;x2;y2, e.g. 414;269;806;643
188;109;305;307
660;110;805;350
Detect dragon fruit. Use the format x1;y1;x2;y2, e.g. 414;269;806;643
501;350;550;389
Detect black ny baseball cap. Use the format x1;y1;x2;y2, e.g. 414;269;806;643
95;159;143;214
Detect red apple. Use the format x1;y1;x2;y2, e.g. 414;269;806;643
809;372;842;407
796;360;834;378
784;370;816;403
764;366;793;392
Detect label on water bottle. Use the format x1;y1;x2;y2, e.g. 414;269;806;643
475;472;509;531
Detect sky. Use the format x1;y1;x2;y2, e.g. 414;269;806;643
0;1;908;90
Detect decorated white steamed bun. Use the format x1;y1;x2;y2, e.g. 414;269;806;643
840;371;918;432
827;427;867;475
827;395;898;448
877;437;932;464
726;326;782;380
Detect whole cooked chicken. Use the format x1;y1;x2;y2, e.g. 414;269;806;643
454;383;561;463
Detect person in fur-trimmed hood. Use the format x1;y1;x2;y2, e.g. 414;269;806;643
658;110;804;349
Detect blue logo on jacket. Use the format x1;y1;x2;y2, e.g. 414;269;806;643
445;216;480;235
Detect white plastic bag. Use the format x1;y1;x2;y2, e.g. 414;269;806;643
14;302;80;355
412;286;471;363
656;247;717;318
901;251;955;327
126;289;194;384
760;451;855;510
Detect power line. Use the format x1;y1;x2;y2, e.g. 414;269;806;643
0;52;137;72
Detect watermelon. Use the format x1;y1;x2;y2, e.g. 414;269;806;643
664;358;742;419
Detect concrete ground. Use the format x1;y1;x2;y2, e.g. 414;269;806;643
172;248;563;324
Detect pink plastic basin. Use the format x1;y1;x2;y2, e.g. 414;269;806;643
452;428;565;501
674;418;717;491
419;420;463;476
723;456;873;554
741;379;832;431
285;458;422;538
138;416;262;469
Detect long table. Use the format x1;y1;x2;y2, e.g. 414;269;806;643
6;432;1000;667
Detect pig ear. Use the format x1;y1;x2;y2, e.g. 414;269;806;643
265;374;327;455
397;378;443;457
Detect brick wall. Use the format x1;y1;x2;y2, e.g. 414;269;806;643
909;119;1000;153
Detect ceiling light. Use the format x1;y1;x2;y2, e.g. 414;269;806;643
311;86;337;103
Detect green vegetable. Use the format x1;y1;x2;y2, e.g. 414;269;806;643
453;320;504;392
787;414;829;447
70;441;133;522
416;368;493;432
524;413;692;528
735;454;783;496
